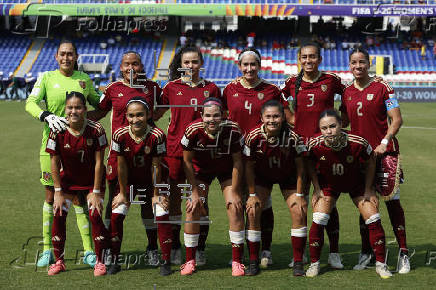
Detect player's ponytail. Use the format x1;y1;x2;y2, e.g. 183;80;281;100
169;46;204;81
293;69;304;112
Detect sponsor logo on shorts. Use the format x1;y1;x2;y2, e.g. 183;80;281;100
87;139;93;146
320;155;326;161
144;146;151;154
43;172;51;181
124;147;131;152
64;144;71;149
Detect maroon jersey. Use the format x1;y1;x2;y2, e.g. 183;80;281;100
159;78;221;158
281;72;344;138
99;79;161;132
111;125;166;186
45;120;108;191
244;123;305;183
341;79;399;153
223;78;289;135
181;119;242;177
307;131;373;193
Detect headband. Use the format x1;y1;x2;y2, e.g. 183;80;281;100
126;99;150;111
203;100;222;107
238;51;261;63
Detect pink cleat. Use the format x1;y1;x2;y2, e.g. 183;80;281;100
94;262;107;276
180;260;196;276
48;260;66;276
232;261;245;277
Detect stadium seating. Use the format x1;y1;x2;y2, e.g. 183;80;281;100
29;36;163;82
0;34;32;77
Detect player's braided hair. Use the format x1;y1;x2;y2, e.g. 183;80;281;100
349;46;370;63
66;91;86;106
169;46;203;81
294;42;322;112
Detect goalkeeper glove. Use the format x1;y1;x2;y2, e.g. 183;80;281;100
39;111;68;133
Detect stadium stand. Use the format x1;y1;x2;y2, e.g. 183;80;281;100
0;33;32;77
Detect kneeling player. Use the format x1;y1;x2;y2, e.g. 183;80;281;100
46;92;109;276
306;109;392;279
180;98;245;276
108;97;173;276
244;100;307;276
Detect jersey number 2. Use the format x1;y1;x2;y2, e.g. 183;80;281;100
357;101;363;116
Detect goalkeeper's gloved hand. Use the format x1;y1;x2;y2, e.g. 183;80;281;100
39;111;68;133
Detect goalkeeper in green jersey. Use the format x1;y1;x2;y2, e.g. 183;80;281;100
25;40;101;267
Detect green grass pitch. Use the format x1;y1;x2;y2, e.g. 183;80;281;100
1;101;435;289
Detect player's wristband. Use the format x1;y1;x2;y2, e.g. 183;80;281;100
295;193;305;197
54;187;62;192
249;193;257;197
39;111;52;122
93;189;101;194
381;138;389;145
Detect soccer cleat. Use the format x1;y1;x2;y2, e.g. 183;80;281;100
353;252;373;270
107;264;121;275
171;248;182;265
289;255;308;268
180;260;196;276
147;249;160;267
260;250;273;268
231;261;245;277
195;250;206;266
160;260;172;276
376;261;392;279
398;254;411;274
48;260;66;276
306;261;321;277
328;253;344;269
293;261;305;277
94;262;106;276
245;260;260;276
37;250;55;267
83;251;97;268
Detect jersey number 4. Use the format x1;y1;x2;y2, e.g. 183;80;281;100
245;100;252;115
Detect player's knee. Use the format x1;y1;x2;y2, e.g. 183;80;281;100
312;212;330;226
228;201;243;216
365;213;380;225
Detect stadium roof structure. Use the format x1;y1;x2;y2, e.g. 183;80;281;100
2;2;436;17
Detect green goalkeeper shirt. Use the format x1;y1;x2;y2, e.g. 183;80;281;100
25;70;101;155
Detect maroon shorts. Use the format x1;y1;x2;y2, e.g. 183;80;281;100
165;156;186;181
255;174;297;191
195;170;232;186
375;153;404;200
321;185;365;199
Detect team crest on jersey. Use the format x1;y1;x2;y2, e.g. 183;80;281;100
144;146;151;154
143;88;149;94
87;139;93;146
233;93;238;98
367;94;374;101
79;81;86;89
258;93;264;100
321;85;327;92
118;93;123;98
347;155;354;163
204;90;209;97
177;91;183;96
64;144;71;149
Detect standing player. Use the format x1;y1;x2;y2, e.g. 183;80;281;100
222;47;292;268
244;100;307;276
108;97;173;276
46;92;108;276
281;42;344;269
89;51;163;266
25;40;99;267
306;109;392;279
180;98;245;276
155;46;221;266
341;48;409;273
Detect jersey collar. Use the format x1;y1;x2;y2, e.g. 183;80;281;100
67;119;87;138
180;77;205;88
302;71;322;83
239;77;262;89
353;77;374;91
128;125;151;144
